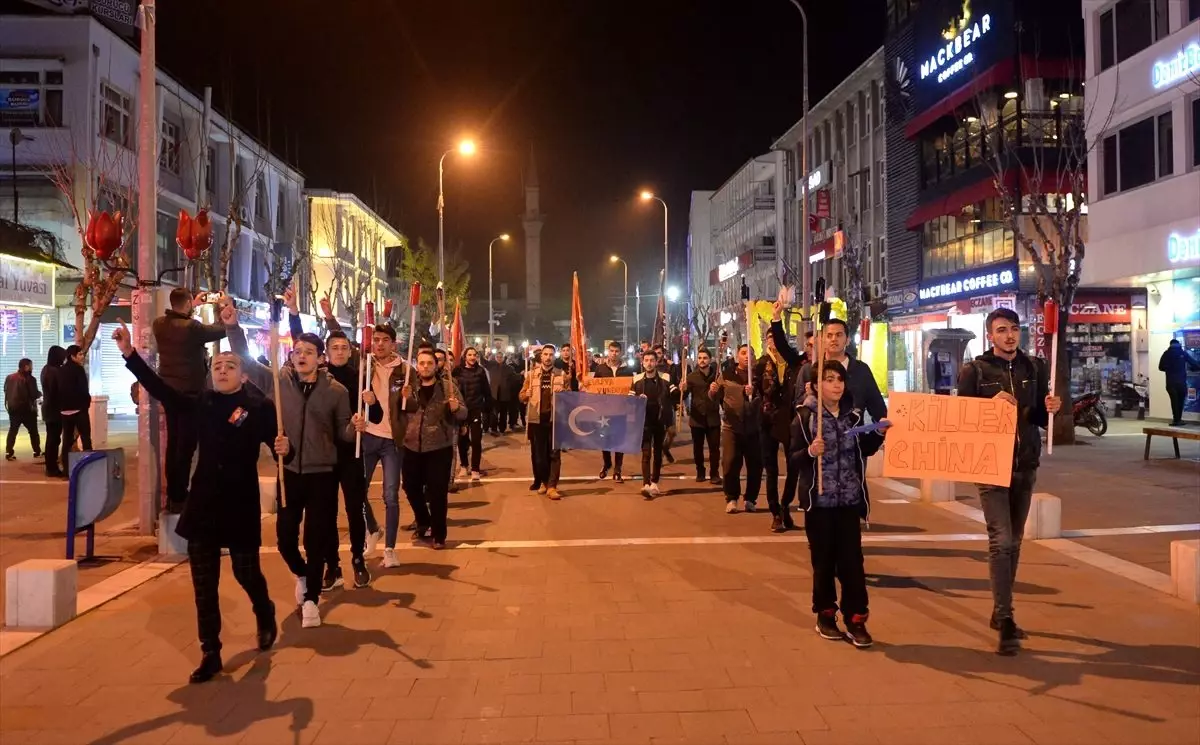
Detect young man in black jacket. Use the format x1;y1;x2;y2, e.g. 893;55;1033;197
684;348;721;484
632;350;676;499
1159;339;1200;426
114;320;279;684
57;345;92;475
39;346;66;476
5;358;41;461
958;308;1061;656
756;332;802;532
595;341;632;482
453;347;492;480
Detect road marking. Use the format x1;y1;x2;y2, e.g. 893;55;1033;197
1062;523;1200;537
0;480;58;485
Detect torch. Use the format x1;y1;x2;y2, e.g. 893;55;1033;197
404;283;421;391
814;277;829;496
356;300;375;457
1044;299;1059;456
269;296;287;503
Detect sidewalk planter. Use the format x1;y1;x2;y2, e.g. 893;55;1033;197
89;395;109;449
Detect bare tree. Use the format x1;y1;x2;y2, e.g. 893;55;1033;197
979;64;1115;445
839;231;868;356
42;132;139;355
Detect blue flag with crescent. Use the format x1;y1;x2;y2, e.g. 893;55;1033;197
553;391;646;454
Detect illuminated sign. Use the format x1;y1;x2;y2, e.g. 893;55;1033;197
918;262;1016;303
717;258;740;282
0;254;56;309
1168;231;1200;264
1152;42;1200;91
919;3;992;85
808;169;823;191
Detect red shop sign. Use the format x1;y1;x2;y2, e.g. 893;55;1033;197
1069;294;1131;324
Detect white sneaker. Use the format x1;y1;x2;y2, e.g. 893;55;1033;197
382;548;401;568
471;470;482;481
301;600;321;628
365;528;382;558
649;482;662;497
725;501;738;514
294;577;307;606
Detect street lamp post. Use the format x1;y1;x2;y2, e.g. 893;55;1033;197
639;191;669;291
635;281;641;349
488;233;510;352
437;139;476;285
609;255;628;353
784;0;811;326
8;128;33;221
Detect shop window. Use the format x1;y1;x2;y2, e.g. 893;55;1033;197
0;68;63;127
1157;112;1173;178
1099;10;1115;71
159;120;180;175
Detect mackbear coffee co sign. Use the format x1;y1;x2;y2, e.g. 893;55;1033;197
919;1;993;85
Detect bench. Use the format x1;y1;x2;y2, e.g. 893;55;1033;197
1143;427;1200;460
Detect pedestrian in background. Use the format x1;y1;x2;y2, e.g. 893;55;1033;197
4;358;42;461
57;344;92;475
1158;338;1199;426
39;346;66;477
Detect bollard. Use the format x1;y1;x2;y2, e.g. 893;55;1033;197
157;511;188;556
919;478;955;503
89;395;109;449
259;476;278;515
1170;540;1200;604
1024;493;1062;539
5;559;77;629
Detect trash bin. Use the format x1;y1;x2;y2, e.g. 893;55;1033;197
90;395;109;449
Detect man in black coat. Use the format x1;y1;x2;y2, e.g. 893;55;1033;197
1159;339;1200;426
594;341;632;482
113;319;279;684
632;350;677;499
57;345;92;475
684;348;721;484
39;346;66;476
4;358;41;461
453;347;492;479
153;288;229;513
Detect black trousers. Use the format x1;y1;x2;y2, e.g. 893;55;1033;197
528;422;560;487
721;429;762;503
1167;381;1187;423
691;424;720;479
761;431;798;517
164;402;199;508
329;450;369;571
403;446;454;542
59;411;92;475
641;422;665;485
458;410;484;470
5;409;40;456
188;538;274;656
513;401;526;428
43;419;62;475
601;450;624;472
277;470;339;604
804;507;868;618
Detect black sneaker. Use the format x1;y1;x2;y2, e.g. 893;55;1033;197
709;477;722;486
529;481;542;491
990;613;1028;639
781;511;796;530
844;616;873;648
996;617;1021;656
815;611;844;641
696;472;706;482
613;472;624;484
352;558;371;588
664;450;675;464
599;467;609;480
770;515;785;533
321;567;344;593
4;454;14;461
189;652;223;684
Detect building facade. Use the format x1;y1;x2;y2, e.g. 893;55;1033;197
1;13;305;414
774;48;888;326
686;190;715;346
304;190;403;331
882;0;1087;394
1082;0;1200;421
703;153;784;338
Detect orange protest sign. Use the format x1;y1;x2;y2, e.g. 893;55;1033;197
581;375;635;395
882;392;1017;487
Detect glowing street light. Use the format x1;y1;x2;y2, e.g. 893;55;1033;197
638;189;669;345
610;254;629;351
458;139;477;156
438;138;478;288
666;285;681;302
488;232;511;351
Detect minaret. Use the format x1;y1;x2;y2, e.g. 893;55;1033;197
522;145;543;312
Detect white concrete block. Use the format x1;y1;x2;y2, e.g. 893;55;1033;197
865;452;884;478
1170;539;1200;604
5;559;77;629
89;395;109;449
1024;492;1062;539
259;477;278;515
157;511;188;556
919;478;956;503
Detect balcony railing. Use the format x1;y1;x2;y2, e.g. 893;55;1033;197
921;110;1084;187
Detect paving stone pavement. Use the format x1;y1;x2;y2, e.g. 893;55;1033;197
2;428;1198;744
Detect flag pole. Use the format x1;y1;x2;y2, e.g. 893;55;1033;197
269;297;287;504
404;283;421;390
1044;299;1059;455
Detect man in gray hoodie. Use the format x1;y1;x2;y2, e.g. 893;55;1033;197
222;303;363;630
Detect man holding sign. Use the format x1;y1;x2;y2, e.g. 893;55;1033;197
958;308;1061;656
593;341;632;482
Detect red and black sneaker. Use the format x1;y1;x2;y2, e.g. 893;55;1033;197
844;614;873;648
815;610;844;641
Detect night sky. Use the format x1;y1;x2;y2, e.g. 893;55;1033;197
155;0;884;334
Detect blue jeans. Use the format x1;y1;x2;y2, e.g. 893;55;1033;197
979;470;1037;621
362;432;403;548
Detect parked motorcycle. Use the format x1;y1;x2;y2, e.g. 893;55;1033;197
1073;391;1107;436
1109;372;1150;417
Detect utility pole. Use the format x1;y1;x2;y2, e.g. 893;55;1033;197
135;0;160;537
